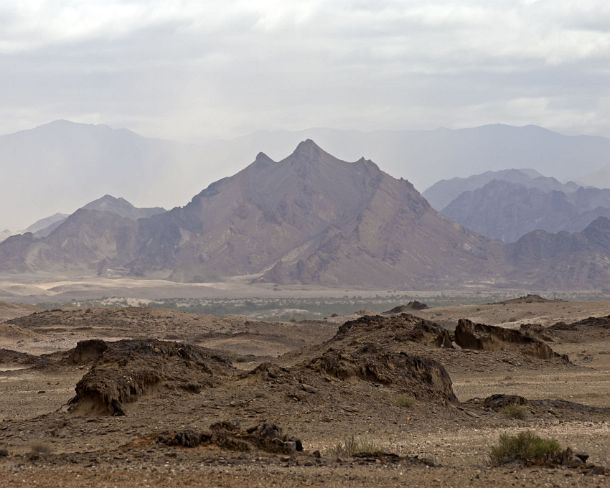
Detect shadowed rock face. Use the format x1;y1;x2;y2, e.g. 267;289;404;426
306;345;458;404
69;339;235;416
455;319;569;362
439;179;610;242
67;339;108;364
550;315;610;331
503;217;610;289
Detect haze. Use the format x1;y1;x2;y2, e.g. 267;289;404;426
2;1;610;140
2;0;610;230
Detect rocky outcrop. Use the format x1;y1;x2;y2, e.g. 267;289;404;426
383;301;428;313
498;294;557;304
306;344;458;404
455;319;569;362
157;421;303;454
69;339;234;415
550;315;610;331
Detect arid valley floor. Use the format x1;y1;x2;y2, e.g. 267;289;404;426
0;294;609;487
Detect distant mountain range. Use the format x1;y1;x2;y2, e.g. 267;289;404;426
427;169;610;243
3;120;610;231
506;216;610;289
1;195;165;242
0;141;504;287
23;213;69;238
423;169;579;211
2;140;610;290
0;195;166;274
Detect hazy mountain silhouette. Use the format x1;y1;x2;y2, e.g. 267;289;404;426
3;121;610;231
440;178;610;242
0;120;195;231
23;213;69;238
423;169;579;211
0;195;165;274
0;141;503;287
2;139;610;289
506;217;610;289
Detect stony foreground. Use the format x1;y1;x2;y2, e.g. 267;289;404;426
0;300;609;487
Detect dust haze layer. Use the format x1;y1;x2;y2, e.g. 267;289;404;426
0;140;505;288
3;121;610;231
3;139;610;290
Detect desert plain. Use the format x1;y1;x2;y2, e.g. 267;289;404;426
0;290;608;487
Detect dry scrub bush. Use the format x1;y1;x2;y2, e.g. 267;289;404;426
490;431;561;466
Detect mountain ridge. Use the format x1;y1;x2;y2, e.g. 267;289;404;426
2;139;610;289
3;120;610;230
0;140;504;288
439;176;610;242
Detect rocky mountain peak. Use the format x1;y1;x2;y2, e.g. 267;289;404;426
286;139;331;164
254;152;274;165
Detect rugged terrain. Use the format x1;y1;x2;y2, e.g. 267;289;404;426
4;121;610;234
423;168;577;211
0;298;608;486
441;179;610;242
0;140;504;288
3;141;610;289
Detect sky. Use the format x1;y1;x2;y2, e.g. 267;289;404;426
1;0;610;141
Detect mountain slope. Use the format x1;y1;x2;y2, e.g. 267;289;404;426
0;196;165;275
23;213;69;236
0;229;12;244
506;217;610;289
441;180;610;242
130;140;504;287
4;121;610;231
0;209;137;275
442;181;577;242
423;169;578;211
82;195;165;220
0;141;504;287
0;120;195;231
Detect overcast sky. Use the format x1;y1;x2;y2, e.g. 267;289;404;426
1;0;610;140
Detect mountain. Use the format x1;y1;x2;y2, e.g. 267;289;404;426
238;125;610;195
24;213;69;238
3;121;610;231
440;179;610;242
582;164;610;189
0;209;138;275
14;196;164;240
0;230;12;243
2;139;609;290
0;196;165;275
0;120;199;231
0;141;504;287
81;195;165;220
134;140;504;287
506;217;610;289
423;169;579;211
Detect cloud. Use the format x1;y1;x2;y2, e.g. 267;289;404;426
0;0;609;138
